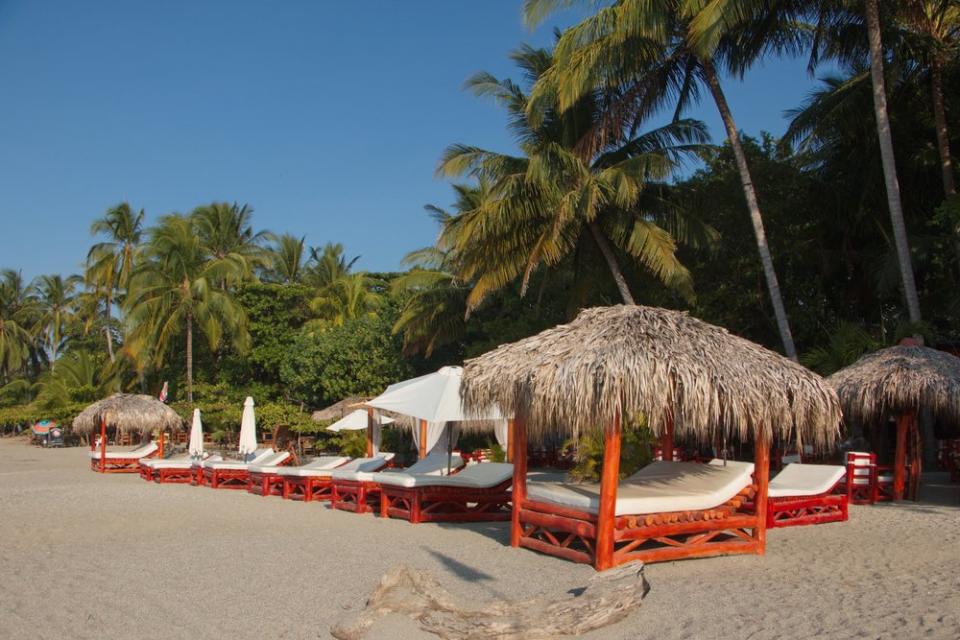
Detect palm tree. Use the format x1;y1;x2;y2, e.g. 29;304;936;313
308;273;383;327
33;349;120;409
266;233;308;283
524;0;802;359
0;270;37;382
190;202;271;287
305;242;360;289
125;214;250;402
439;44;707;313
87;203;145;362
31;274;82;370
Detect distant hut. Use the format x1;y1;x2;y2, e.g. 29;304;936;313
73;393;183;465
828;344;960;500
462;305;841;570
311;397;369;423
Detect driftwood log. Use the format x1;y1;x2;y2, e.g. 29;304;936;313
331;562;649;640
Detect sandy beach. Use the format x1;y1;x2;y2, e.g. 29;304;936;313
1;439;958;640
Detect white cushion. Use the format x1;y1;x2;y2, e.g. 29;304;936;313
768;463;846;498
526;460;755;516
282;454;393;478
375;462;514;489
202;448;274;469
336;452;464;483
247;451;292;473
87;441;158;460
260;455;348;476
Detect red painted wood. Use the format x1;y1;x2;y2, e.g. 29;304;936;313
506;418;514;463
894;412;910;500
511;416;528;548
753;429;770;553
661;411;674;461
595;414;622;571
99;417;107;473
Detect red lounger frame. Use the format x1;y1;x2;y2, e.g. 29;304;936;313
331;479;382;514
379;480;513;524
248;469;286;497
91;450;158;474
203;460;290;489
766;483;848;528
282;475;336;502
139;461;195;484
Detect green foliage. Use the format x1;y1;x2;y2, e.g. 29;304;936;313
565;416;656;483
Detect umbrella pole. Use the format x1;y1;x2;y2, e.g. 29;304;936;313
418;419;427;460
366;408;374;457
446;423;453;474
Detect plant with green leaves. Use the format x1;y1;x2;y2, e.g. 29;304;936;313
0;270;38;382
264;233;308;284
565;416;656;482
33;349;120;409
30;274;82;370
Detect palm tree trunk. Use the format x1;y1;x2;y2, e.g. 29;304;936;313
931;56;956;197
865;0;923;324
104;292;115;363
701;59;798;360
588;222;636;304
186;310;193;403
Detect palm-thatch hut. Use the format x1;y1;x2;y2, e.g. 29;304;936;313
828;343;960;500
311;396;369;423
74;393;183;470
462;305;841;570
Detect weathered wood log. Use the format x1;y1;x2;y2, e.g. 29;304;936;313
331;562;649;640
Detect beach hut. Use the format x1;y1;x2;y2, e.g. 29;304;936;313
461;305;841;570
828;343;960;500
73;393;183;473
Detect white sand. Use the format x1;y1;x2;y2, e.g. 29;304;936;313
1;438;958;640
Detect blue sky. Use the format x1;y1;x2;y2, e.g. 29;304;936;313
0;1;827;281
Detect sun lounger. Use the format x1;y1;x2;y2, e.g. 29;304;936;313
247;455;349;497
520;460;757;565
331;451;465;514
765;463;848;528
281;454;394;502
201;449;289;489
841;451;894;504
88;441;159;473
140;453;222;483
378;462;513;523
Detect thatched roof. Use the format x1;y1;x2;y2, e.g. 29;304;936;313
72;393;183;435
462;305;841;449
312;397;368;422
828;345;960;430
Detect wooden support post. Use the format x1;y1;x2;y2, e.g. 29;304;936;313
510;416;527;548
99;417;107;473
418;419;428;460
661;411;674;461
365;408;375;457
595;413;622;571
753;428;770;554
894;412;910;500
908;412;922;501
158;431;165;458
506;419;514;463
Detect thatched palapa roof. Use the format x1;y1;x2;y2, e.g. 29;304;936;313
461;305;841;449
72;393;183;435
311;397;368;422
828;345;960;431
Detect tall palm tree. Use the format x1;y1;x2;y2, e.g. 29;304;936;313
305;242;360;289
31;274;82;370
33;349;121;409
266;233;308;283
440;44;708;312
525;0;803;359
190;202;271;287
308;273;383;327
125;215;250;402
87;203;145;362
0;270;37;382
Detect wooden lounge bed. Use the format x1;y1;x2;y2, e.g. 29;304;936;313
247;456;349;497
766;463;848;528
200;449;289;489
841;451;894;504
378;462;514;524
281;455;393;502
331;451;464;514
88;441;159;473
520;460;757;566
140;454;221;483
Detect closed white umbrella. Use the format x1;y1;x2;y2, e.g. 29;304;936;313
188;408;204;459
238;397;258;460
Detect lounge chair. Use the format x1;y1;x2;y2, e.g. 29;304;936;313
766;463;848;528
331;451;465;514
140;453;222;484
378;462;514;523
281;454;394;502
88;441;159;473
521;460;757;566
200;449;289;489
841;451;894;504
247;455;349;497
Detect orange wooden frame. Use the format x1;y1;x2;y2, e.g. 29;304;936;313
379;480;512;524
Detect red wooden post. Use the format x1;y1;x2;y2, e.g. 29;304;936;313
661;411;675;461
158;431;165;458
418;419;428;460
510;416;527;548
365;408;374;457
595;412;622;571
505;418;514;463
753;428;770;553
99;417;107;473
908;412;922;500
894;412;910;500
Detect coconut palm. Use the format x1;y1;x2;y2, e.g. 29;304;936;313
439;43;708;312
124;214;250;402
0;270;37;382
304;242;360;289
87;203;144;362
266;233;308;283
33;349;121;409
190;202;271;287
30;274;82;370
523;0;802;358
308;272;383;327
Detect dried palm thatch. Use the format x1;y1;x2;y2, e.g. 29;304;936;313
311;396;369;422
72;393;183;435
462;305;841;449
827;345;960;432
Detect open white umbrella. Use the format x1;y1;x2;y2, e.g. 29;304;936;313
326;409;395;432
238;397;258;460
188;408;204;459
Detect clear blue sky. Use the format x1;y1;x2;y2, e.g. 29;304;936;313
0;1;826;281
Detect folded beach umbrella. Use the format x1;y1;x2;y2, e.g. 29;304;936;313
188;408;204;459
238;397;258;461
326;409;395;432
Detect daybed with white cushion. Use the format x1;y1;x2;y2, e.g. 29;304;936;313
519;460;758;566
331;451;465;514
766;463;848;528
281;454;394;502
140;453;221;484
377;462;514;523
200;449;289;489
88;441;159;473
247;455;349;497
